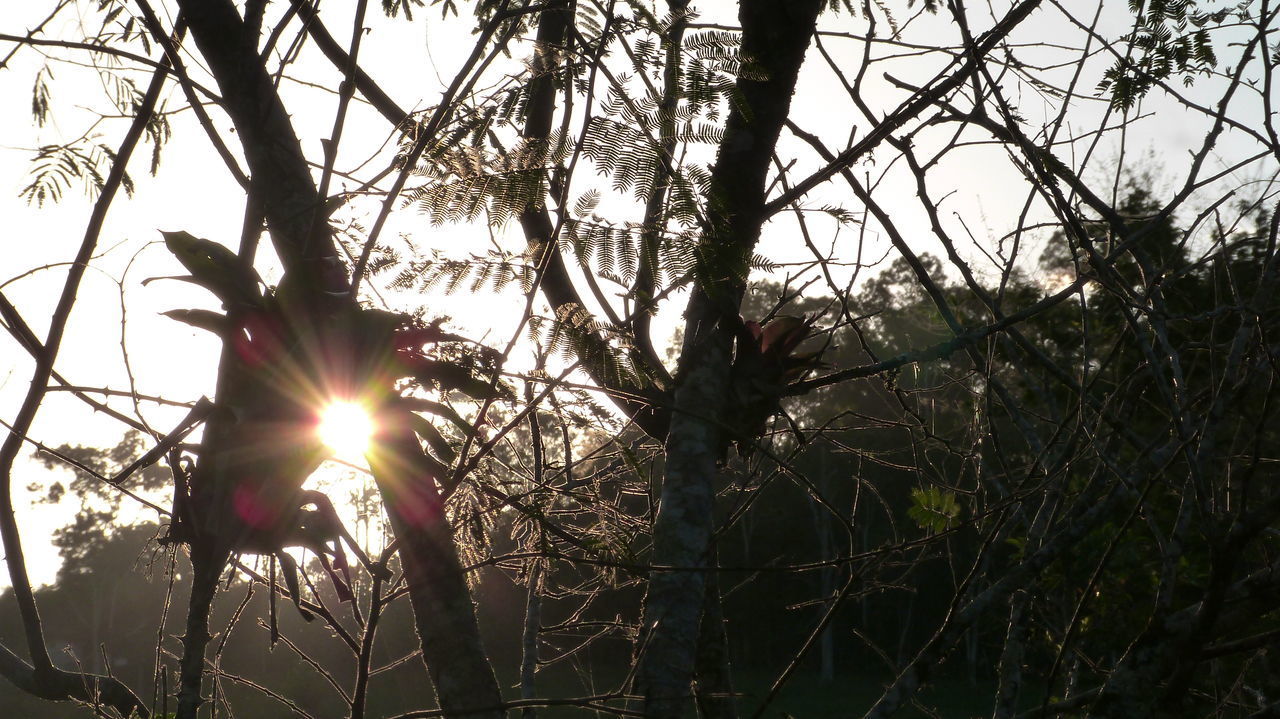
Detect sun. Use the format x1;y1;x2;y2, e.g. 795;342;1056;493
317;400;375;460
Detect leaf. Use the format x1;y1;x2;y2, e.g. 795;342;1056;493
31;67;52;127
20;142;121;206
408;413;457;464
405;357;510;401
142;274;200;288
398;397;474;434
160;230;262;306
907;487;961;532
160;309;229;335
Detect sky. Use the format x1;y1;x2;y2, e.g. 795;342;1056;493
0;0;1274;587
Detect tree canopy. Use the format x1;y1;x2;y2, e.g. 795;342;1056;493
0;1;1278;718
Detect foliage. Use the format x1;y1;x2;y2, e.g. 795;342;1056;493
20;142;134;206
907;486;961;532
2;1;1279;718
1096;0;1241;110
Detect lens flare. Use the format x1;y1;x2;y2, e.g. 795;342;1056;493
317;401;374;459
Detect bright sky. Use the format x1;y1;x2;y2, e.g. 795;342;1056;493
0;1;1272;587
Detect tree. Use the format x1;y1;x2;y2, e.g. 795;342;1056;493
1;0;1278;718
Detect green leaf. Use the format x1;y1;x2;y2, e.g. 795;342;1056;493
907;487;961;532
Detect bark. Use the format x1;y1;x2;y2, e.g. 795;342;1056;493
174;0;342;288
366;411;503;719
637;2;823;717
694;567;737;719
520;561;544;719
638;328;726;718
175;543;222;719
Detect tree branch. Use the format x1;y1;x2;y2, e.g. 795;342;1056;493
0;27;170;719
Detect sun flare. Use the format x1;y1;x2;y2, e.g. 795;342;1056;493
317;401;375;460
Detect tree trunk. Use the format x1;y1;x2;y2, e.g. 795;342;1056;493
367;411;504;719
176;544;224;719
173;0;342;279
520;561;543;719
694;565;737;719
166;4;502;716
637;2;823;716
